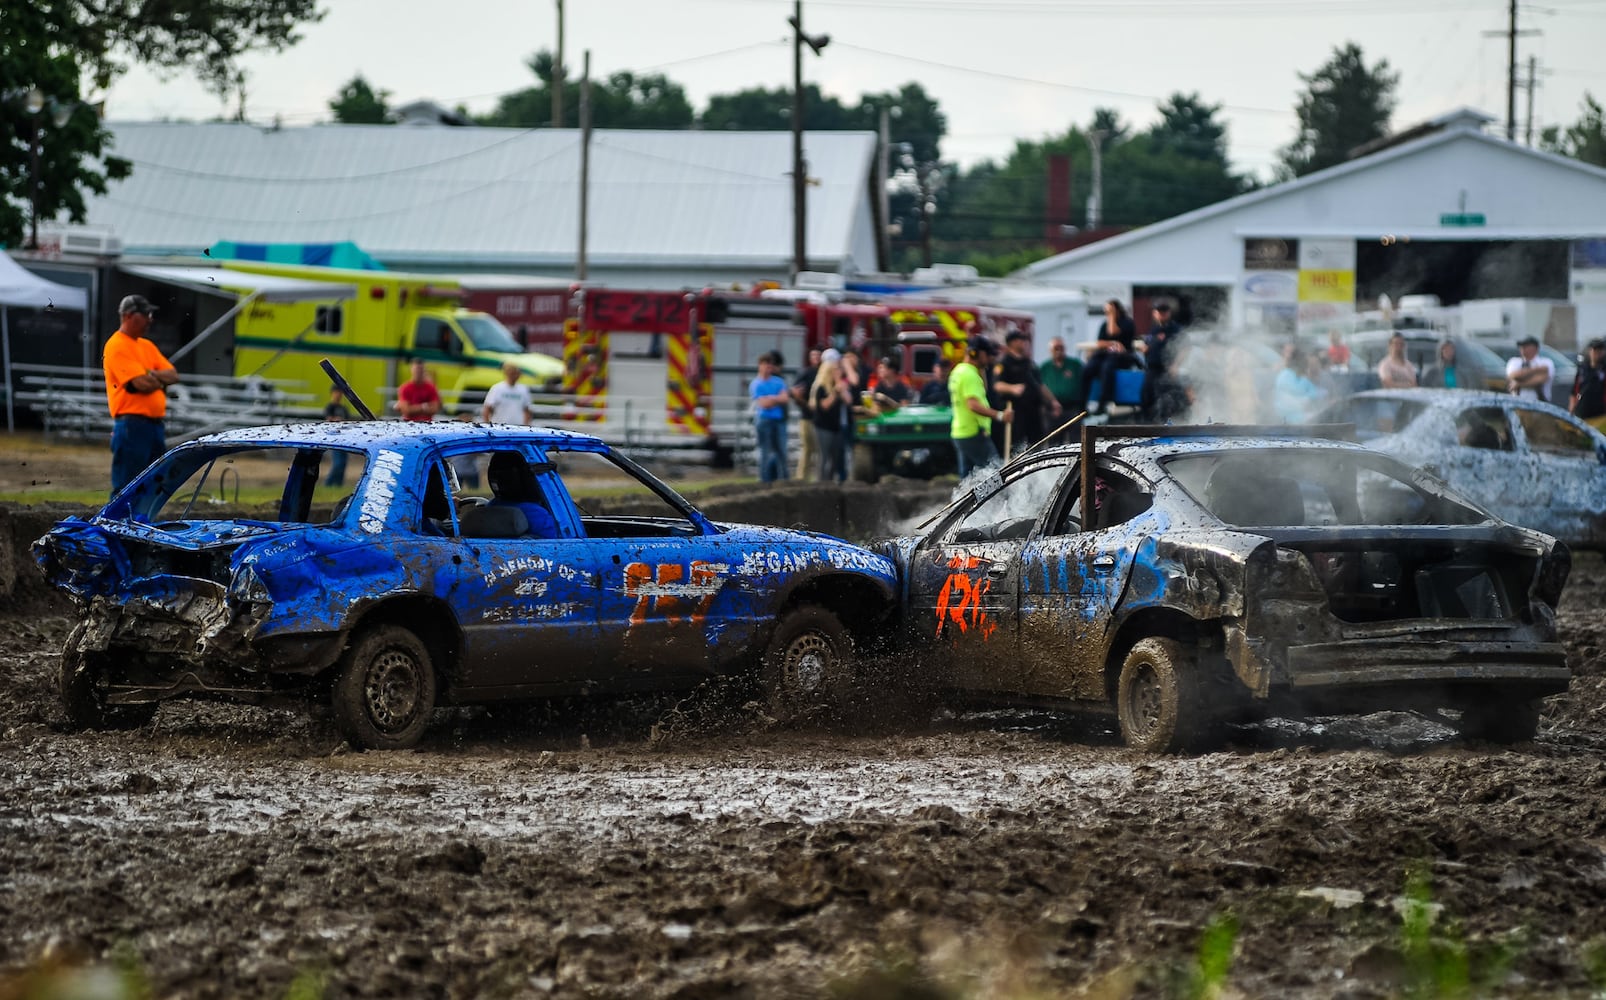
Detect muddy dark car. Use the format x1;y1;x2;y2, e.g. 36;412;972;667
876;424;1571;752
33;421;897;749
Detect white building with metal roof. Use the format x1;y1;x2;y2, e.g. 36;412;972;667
74;123;884;287
1017;109;1606;348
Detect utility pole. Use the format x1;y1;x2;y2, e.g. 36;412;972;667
578;50;591;280
791;0;806;280
552;0;565;128
1086;130;1107;230
877;107;891;269
1482;3;1534;143
1506;0;1516;140
788;1;829;282
1523;55;1539;146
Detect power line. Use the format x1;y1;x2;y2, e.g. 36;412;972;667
701;0;1517;15
831;40;1292;116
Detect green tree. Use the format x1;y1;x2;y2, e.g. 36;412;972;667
1540;93;1606;167
930;100;1252;271
1090;107;1131;146
478;50;693;128
329;75;390;124
1151;92;1230;164
700;85;857;132
1279;42;1398;177
2;0;323;248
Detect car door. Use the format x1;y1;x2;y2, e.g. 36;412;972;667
1015;459;1153;701
432;451;607;695
908;460;1071;694
1436;404;1535;526
1512;406;1605;542
545;445;756;687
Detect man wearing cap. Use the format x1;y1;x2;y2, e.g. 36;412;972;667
1570;338;1606;430
1506;335;1554;402
993;329;1060;450
103;294;179;494
949;336;1013;477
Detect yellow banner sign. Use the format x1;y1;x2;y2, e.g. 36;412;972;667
1298;269;1355;304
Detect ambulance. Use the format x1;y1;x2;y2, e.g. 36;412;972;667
218;261;563;413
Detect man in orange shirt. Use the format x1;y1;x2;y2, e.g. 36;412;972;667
103;294;180;494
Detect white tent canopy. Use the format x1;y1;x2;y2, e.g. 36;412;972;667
2;252;89;433
0;251;86;310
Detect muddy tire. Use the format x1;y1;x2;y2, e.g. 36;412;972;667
1116;637;1213;753
59;626;158;731
760;605;853;723
1456;696;1542;744
331;625;436;750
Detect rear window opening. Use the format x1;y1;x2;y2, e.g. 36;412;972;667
1164;450;1486;528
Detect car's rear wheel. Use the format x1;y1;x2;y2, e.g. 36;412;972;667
761;605;852;723
332;625;436;750
60;625;158;731
1455;695;1542;744
1116;637;1212;753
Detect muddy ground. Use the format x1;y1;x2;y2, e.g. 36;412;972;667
3;496;1606;997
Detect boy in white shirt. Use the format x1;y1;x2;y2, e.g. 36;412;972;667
481;363;533;424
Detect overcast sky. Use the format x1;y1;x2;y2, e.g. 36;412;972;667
100;0;1606;180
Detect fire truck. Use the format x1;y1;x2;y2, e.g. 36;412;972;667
556;285;1034;478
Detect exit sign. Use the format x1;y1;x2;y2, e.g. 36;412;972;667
1440;212;1486;227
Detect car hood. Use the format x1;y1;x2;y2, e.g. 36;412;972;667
33;515;333;602
711;522;898;581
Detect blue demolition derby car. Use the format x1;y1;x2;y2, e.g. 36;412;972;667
34;421;897;749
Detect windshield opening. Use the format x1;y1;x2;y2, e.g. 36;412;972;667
1165;450;1486;528
107;446;367;526
457;315;523;353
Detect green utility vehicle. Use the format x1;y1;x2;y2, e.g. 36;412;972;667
852;404;956;482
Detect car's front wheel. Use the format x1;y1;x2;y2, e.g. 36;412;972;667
1116;637;1212;753
59;624;158;731
761;604;853;723
332;625;436;750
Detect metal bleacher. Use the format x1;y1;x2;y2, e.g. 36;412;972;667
12;364;316;443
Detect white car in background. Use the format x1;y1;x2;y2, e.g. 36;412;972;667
1316;388;1606;551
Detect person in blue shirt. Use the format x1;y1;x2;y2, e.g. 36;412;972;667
749;350;791;483
1273;343;1325;423
1420;340;1463;389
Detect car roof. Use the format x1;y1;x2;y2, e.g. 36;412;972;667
191;420;607;450
1343;387;1546;408
1019;433;1377;465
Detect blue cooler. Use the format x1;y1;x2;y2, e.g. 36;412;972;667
1113;368;1146;406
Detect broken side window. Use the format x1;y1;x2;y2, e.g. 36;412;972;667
1516;409;1596;457
948;462;1068;543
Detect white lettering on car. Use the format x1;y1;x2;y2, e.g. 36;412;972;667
482;554;580;587
736;550;822;576
359;450;405;534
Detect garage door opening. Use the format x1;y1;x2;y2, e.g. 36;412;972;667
1356;239;1570;305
